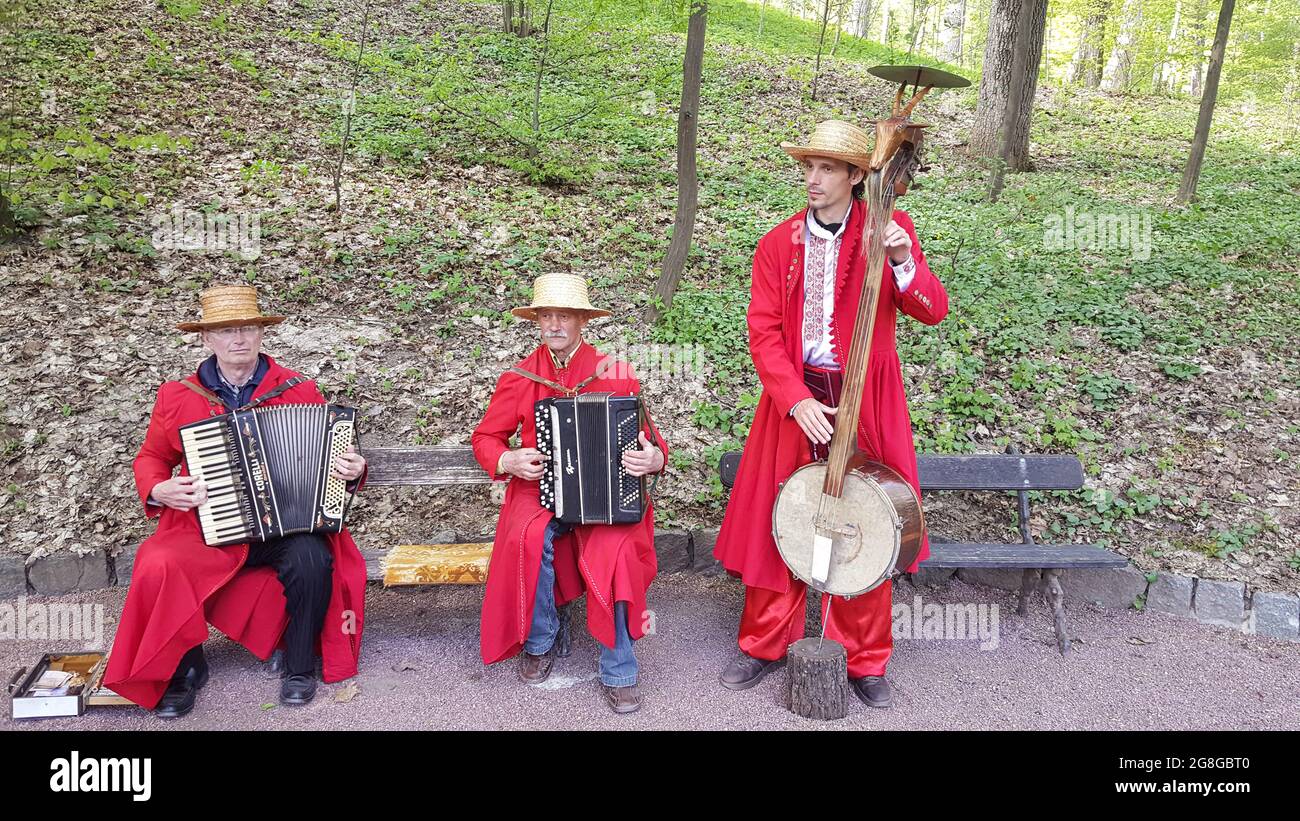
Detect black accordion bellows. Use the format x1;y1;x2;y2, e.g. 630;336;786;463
179;404;358;547
534;393;647;524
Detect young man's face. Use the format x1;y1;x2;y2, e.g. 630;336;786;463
536;309;587;355
801;156;864;215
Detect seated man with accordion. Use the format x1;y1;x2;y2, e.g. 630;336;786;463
104;285;369;718
471;274;668;714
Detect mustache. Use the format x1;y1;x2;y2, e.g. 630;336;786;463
544;330;568;338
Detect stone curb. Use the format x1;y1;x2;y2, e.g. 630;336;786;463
6;532;1298;644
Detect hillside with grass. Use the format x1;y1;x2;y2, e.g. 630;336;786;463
1;0;1297;594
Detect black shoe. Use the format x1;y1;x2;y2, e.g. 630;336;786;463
154;657;210;720
280;673;318;705
850;675;894;708
719;653;782;691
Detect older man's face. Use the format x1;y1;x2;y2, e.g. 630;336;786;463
202;324;264;372
536;309;587;356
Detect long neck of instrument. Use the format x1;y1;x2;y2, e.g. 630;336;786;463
822;172;897;497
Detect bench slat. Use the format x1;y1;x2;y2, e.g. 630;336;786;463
363;446;490;487
920;543;1126;568
718;451;1084;491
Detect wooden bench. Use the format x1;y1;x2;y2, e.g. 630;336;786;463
718;446;1127;655
356;447;500;585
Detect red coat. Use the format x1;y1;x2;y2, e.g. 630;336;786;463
105;357;367;708
714;201;949;593
472;341;668;664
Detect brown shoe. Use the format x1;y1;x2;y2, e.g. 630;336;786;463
719;653;782;691
518;650;554;683
850;675;893;708
602;683;642;714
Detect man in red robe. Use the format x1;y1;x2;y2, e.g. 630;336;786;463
714;121;949;707
472;274;668;714
105;285;368;718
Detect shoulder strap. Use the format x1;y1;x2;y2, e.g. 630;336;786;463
178;379;223;406
509;360;611;397
240;376;308;410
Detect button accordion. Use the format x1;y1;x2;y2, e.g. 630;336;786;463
534;393;648;525
178;404;358;547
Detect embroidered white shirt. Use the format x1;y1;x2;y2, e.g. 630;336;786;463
801;206;918;368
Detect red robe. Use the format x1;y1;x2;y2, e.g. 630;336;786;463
105;356;368;708
472;341;668;665
714;201;949;593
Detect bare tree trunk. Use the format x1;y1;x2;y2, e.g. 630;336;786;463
880;4;891;45
1154;0;1182;94
989;0;1039;201
1177;0;1235;204
333;0;374;215
1101;0;1142;91
1183;0;1207;95
812;0;832;100
969;0;1049;171
832;0;845;56
1065;0;1105;86
528;0;557;155
939;0;965;63
759;0;768;36
649;0;707;323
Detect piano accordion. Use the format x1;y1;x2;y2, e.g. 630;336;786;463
534;393;647;525
178;404;358;547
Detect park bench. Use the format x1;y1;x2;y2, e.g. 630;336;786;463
359;444;1126;656
718;446;1128;655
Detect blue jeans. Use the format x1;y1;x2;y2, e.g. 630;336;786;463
525;518;638;687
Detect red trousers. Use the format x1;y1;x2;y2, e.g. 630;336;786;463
739;576;893;678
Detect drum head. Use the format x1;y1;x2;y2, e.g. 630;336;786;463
773;464;901;597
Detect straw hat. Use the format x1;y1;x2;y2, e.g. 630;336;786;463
780;120;873;171
176;284;286;332
511;273;610;321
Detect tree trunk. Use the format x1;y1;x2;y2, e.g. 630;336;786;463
988;0;1039;200
1154;0;1182;94
648;0;707;323
1183;0;1207;96
831;0;845;56
1101;0;1142;92
759;0;768;36
1065;0;1106;87
880;4;891;45
812;0;832;100
785;638;848;720
938;0;965;64
1177;0;1235;204
0;192;14;242
969;0;1048;171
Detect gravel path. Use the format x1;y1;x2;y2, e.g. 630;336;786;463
4;575;1298;731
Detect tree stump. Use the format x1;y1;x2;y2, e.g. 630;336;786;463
785;638;848;720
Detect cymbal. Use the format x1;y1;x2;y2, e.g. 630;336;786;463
868;64;971;89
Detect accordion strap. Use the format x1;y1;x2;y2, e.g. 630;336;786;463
240;376;308;410
176;375;308;411
178;379;222;406
508;362;610;396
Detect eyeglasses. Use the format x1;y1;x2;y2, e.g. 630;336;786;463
209;325;263;339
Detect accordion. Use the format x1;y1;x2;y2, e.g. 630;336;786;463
178;404;358;547
534;393;647;525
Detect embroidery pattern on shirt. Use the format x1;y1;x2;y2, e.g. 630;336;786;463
804;233;827;345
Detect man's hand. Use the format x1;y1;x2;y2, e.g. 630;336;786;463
502;447;546;481
151;475;208;511
883;219;912;264
621;431;664;477
792;397;837;445
331;445;366;482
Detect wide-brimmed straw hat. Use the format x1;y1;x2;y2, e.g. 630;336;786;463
511;273;611;321
780;120;873;171
176;284;286;332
